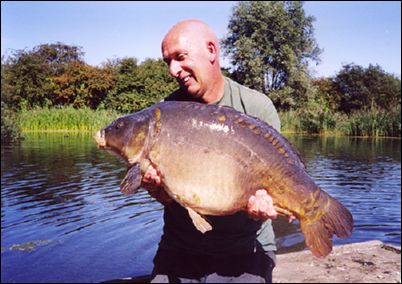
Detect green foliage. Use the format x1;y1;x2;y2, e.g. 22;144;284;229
17;106;121;131
1;36;399;137
52;61;116;109
104;58;178;113
278;110;300;133
1;43;84;109
221;0;400;136
345;106;401;137
1;102;24;144
280;105;401;137
222;1;322;109
1;43;179;113
279;96;338;134
220;67;234;79
312;77;342;112
279;64;401;136
297;100;336;134
333;63;401;113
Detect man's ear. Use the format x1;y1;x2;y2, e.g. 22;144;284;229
207;41;218;63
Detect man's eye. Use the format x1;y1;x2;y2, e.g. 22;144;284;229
177;54;186;61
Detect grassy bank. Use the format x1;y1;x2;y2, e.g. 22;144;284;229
279;106;401;137
9;105;402;138
18;106;122;132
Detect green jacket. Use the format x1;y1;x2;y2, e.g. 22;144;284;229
217;77;280;132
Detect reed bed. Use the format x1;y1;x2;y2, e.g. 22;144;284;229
18;106;122;132
15;105;401;137
280;106;401;137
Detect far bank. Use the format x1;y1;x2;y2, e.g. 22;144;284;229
11;105;402;137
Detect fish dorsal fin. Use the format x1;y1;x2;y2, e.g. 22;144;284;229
278;133;307;169
120;163;142;195
258;121;307;169
230;110;306;169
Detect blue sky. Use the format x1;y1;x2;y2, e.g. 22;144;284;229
2;1;401;78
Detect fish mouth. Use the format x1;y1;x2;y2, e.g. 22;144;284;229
94;130;123;160
94;129;128;162
94;129;107;148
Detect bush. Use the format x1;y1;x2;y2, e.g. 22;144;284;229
1;102;24;144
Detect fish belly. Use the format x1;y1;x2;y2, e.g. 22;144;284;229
150;139;254;216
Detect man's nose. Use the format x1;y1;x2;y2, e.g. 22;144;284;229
168;60;181;77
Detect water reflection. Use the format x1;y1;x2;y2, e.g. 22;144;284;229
1;133;400;282
287;135;401;247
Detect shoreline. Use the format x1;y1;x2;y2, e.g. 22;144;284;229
274;240;401;283
102;240;401;283
19;130;402;139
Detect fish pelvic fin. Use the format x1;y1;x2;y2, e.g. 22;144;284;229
186;207;212;234
301;195;353;258
120;163;142;195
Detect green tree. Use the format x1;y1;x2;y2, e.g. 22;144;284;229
1;60;23;143
333;63;401;113
1;43;84;109
221;1;321;110
104;58;177;113
52;61;116;109
312;77;343;112
1;102;24;144
30;42;84;75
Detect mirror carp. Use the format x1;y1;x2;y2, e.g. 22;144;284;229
95;101;353;257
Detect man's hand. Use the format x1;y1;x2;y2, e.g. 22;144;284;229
247;189;278;221
142;164;173;205
247;189;296;222
143;164;161;186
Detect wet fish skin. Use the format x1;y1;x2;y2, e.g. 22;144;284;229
95;101;353;257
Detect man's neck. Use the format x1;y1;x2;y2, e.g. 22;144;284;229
200;74;225;104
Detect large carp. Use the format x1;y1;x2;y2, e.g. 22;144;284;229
95;101;353;257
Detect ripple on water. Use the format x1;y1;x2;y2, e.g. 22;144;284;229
1;133;400;282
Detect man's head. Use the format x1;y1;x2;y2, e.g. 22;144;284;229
161;19;224;103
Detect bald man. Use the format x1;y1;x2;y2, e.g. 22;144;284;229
144;19;282;283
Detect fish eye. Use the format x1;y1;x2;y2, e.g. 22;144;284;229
115;121;124;129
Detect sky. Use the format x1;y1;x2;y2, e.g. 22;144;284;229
1;1;401;78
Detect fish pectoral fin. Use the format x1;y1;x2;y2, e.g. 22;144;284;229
120;163;142;195
186;207;212;234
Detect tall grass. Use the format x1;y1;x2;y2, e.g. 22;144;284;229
15;105;401;137
18;106;122;132
279;110;302;134
280;106;401;137
344;106;401;137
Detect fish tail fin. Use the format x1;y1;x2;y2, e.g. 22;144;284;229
301;196;353;258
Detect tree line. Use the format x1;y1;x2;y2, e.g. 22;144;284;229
1;43;178;113
1;1;400;142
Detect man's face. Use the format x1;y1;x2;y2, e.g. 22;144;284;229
162;32;212;99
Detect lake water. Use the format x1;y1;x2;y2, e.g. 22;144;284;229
1;132;401;283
